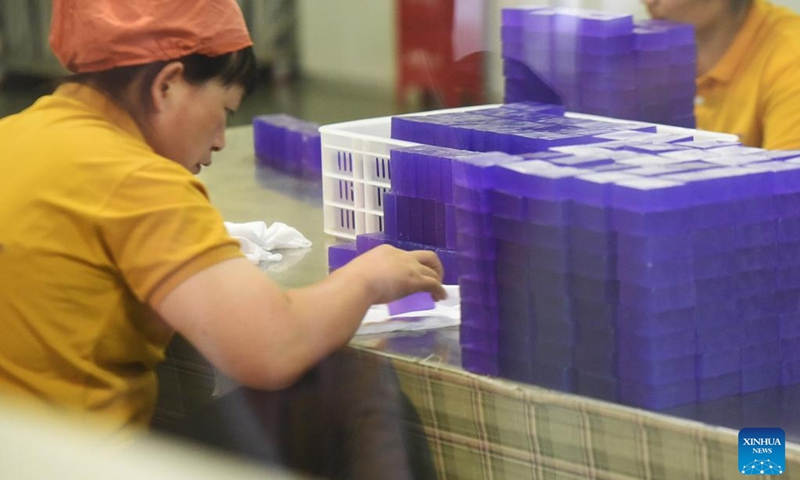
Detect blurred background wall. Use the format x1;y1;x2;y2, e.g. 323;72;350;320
295;0;800;98
2;0;798;109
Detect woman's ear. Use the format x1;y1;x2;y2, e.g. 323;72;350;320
150;61;186;113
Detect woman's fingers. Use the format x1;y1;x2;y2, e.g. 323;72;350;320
409;251;447;301
350;245;448;304
425;279;448;302
409;250;445;281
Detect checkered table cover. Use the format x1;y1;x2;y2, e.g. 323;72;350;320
361;348;800;480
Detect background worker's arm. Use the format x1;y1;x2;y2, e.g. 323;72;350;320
155;245;446;390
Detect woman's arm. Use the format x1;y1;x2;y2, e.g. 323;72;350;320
155;245;446;390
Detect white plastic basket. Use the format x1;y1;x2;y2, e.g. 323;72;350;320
319;105;739;240
319;117;413;240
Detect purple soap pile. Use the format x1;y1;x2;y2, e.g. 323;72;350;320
501;6;696;128
392;102;657;153
326;144;464;286
253;114;322;178
328;99;800;411
451;144;800;410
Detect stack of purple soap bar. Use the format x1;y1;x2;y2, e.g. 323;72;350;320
327;143;473;286
317;96;800;412
392;102;657;154
447;135;800;410
634;19;696;128
384;100;800;410
500;6;696;128
452;152;524;376
253;114;322;178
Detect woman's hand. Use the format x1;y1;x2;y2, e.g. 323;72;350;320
344;245;447;305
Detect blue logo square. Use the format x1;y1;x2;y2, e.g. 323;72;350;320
739;428;785;475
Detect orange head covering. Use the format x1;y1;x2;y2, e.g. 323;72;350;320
49;0;253;73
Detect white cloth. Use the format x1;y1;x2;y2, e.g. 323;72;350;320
224;221;312;264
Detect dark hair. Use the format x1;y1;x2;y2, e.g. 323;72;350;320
68;46;257;112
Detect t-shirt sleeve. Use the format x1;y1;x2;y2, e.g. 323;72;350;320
762;52;800;150
98;161;243;307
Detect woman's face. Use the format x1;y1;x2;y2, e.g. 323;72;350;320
148;71;244;174
640;0;730;30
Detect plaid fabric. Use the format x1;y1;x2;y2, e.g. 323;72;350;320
152;335;217;430
359;347;800;480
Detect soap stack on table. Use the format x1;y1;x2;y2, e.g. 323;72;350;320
501;6;696;128
378;101;800;410
253;114;322;178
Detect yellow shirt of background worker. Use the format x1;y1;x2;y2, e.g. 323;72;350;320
643;0;800;149
0;83;244;434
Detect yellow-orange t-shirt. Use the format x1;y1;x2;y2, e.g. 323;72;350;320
696;0;800;149
0;84;242;437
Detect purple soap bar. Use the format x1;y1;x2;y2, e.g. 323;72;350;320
574;11;634;38
502;6;547;27
388;291;436;316
610;177;688;212
328;243;358;271
634;24;670;51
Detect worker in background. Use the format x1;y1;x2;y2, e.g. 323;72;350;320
0;0;446;442
642;0;800;149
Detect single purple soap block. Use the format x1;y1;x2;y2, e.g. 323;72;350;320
523;7;557;33
572;172;638;207
634;24;671;51
610;177;689;212
427;155;443;201
638;19;694;46
436;248;460;285
493;162;580;200
395;194;412;241
452;152;522;188
389;149;418;197
383;191;398;240
575;11;634;38
388;291;436;316
356;232;387;254
328;243;358;271
502;6;547;27
441;157;454;204
408;197;426;244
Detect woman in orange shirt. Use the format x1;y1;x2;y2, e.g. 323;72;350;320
0;0;446;438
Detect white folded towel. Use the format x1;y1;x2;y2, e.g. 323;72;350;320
224;221;312;264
